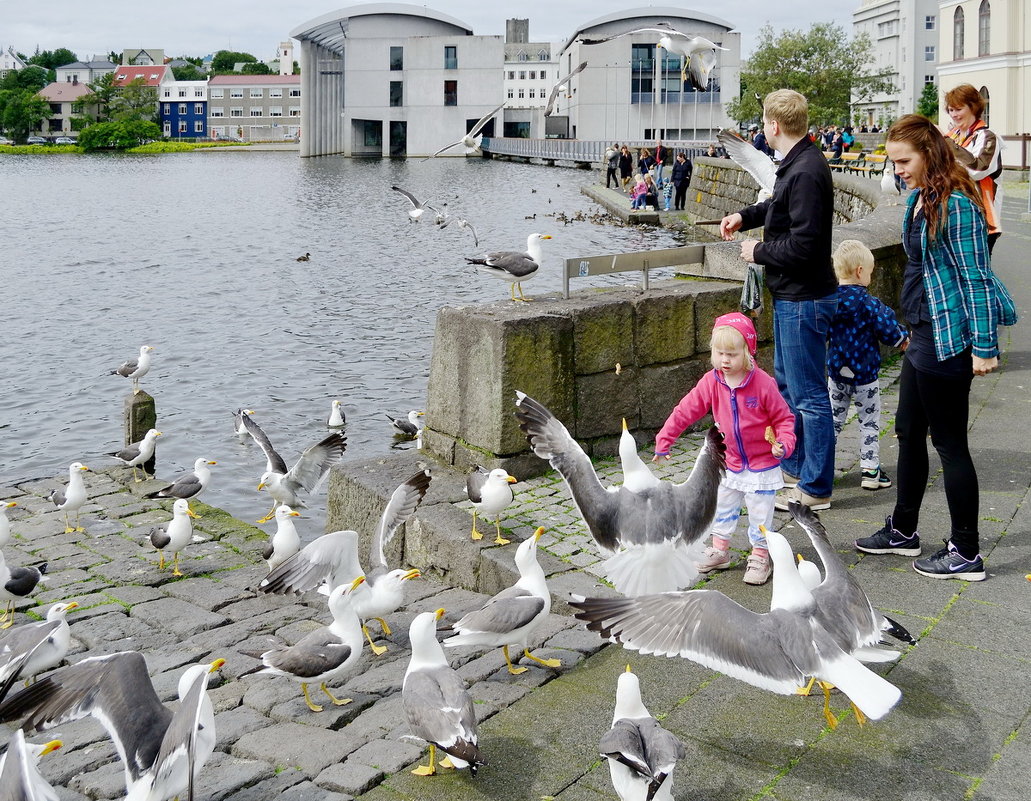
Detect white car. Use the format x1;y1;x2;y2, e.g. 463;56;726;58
0;136;12;145
54;136;76;145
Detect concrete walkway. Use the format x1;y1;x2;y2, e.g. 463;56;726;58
0;191;1026;801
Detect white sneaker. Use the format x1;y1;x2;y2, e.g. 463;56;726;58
743;553;772;585
695;546;732;573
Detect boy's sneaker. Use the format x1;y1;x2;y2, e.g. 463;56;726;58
781;471;800;488
861;467;893;490
743;553;772;585
855;515;921;556
774;486;830;511
912;542;986;581
695;547;732;573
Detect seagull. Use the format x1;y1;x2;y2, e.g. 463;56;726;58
601;666;685;801
0;602;78;702
717;128;777;202
444;527;561;675
0;652;225;801
350;470;431;654
257;576;365;712
685;46;719;91
386;410;423;438
0;502;16;548
239;414;346;523
424;101;506;159
149;498;199;577
109;429;162;483
788;501;916;675
259;529;361;597
465;233;552;302
110;345;154;395
232;408;257;439
403;609;486;777
0;730;62;801
544;61;587;117
579;23;727;84
569;529;903;728
327;399;346;428
514;392;726;596
465;467;517;545
439;215;479;247
263;504;301;572
0;553;47;630
46;462;89;533
880;159;900;195
146;458;216;501
391;186;440;223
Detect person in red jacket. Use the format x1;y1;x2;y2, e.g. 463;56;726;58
653;313;796;585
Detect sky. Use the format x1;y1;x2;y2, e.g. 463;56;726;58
4;1;862;63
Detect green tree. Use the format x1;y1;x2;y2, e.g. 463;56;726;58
727;23;895;128
211;50;257;73
109;78;159;122
172;64;206;81
27;48;78;70
240;62;271;75
916;81;938;123
0;89;51;142
78;119;161;150
0;66;50;92
73;72;118;123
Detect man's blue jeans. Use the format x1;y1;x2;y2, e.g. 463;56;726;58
773;293;838;498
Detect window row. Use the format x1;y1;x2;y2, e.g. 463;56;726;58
506;70;552;80
506;87;549;99
954;1;992;60
388;45;460;71
162;88;206;98
162;103;206;114
209;88;299;99
209;107;300;117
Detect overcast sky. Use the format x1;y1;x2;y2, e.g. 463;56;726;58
5;1;861;63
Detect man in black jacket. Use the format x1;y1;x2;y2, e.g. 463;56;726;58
719;89;838;510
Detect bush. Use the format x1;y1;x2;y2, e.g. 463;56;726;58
78;120;163;151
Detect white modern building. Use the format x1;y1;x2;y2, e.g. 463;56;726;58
555;7;741;143
936;0;1030;137
852;0;941;128
291;3;504;157
502;18;561;138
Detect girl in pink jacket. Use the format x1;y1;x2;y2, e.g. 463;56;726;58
654;313;796;585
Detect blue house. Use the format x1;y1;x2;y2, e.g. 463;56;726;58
160;80;208;139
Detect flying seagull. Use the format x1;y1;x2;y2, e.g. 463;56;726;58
391;186;440;223
46;462;89;533
110;345;154;395
146;458;216;501
109;429;162;483
149;498;199;577
601;666;685;801
465;466;517;545
717;128;777;202
424;101;506;159
569;529;903;728
515;392;725;596
0;652;225;801
465;233;552;302
239;413;346;523
0;730;63;801
579;23;727;85
444;527;561;675
439;215;479;247
403;609;486;777
544;61;587;117
685;46;719;91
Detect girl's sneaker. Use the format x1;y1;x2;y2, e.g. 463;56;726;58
695;546;732;572
861;467;892;490
743;552;772;585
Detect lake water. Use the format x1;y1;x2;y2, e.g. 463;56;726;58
0;150;683;534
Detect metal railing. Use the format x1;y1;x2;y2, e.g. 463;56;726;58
562;243;707;298
482;137;715;165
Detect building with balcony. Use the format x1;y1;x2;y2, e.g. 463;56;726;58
555;7;741;143
207;74;301;140
290;3;504;157
160;80;208;139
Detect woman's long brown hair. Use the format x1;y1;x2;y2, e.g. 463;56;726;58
886;114;985;242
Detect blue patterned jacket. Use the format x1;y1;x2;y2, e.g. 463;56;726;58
828;285;907;385
902;190;1017;360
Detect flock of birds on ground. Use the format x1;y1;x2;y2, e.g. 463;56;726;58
0;25;915;800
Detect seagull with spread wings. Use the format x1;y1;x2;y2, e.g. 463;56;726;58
717;128;777;202
391;186;440;223
424;101;505;159
580;23;727;86
544;61;587;117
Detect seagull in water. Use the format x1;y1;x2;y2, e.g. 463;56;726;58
146;458;216;500
579;23;727;87
444;527;561;675
424;101;506;159
148;498;199;577
327;399;346;428
569;528;903;729
466;233;552;302
109;429;162;483
544;61;588;117
391;185;440;223
515;392;725;596
403;609;486;777
465;466;517;545
718;128;777;202
233;408;257;439
110;344;154;394
239;413;346;523
0;652;225;801
46;462;89;532
386;410;423;438
601;666;685;801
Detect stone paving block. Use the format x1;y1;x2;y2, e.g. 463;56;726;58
68;610;153;650
315;760;384;796
544;625;610;656
68;760;124;799
37;578;118;607
468;679;530;719
210;564;267;589
215;704;275;750
233;722;359;777
101;583;165;607
348;657;407;696
219;593;304;621
194;751;276;801
219;772;310;801
348;738;424;774
129;596;230;637
269;692;377;731
161;576;248;610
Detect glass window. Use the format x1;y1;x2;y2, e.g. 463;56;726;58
195;89;203;97
230;107;243;117
519;70;526;80
269;106;283;117
529;89;535;99
518;88;524;99
925;45;935;61
289;88;301;97
178;89;186;97
178;103;187;114
529;70;536;80
194;103;203;114
163;103;170;114
925;15;935;30
538;50;547;61
444;46;457;70
230;88;244;98
507;70;514;79
518;52;527;62
978;1;990;56
163;89;171;98
390;46;403;71
195;120;204;132
250;88;263;98
953;8;965;60
249;107;263;117
507;88;513;99
178;120;187;132
211;89;224;99
270;88;282;98
389;80;403;107
210;107;224;117
444;80;457;106
289;106;300;117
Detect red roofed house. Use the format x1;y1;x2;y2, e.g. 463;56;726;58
207;74;301;141
38;81;97;136
112;64;175;89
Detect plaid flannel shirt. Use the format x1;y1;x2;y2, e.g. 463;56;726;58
903;190;1017;360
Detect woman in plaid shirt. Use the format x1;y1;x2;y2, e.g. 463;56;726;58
855;114;1017;582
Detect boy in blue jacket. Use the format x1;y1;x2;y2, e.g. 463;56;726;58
827;240;909;489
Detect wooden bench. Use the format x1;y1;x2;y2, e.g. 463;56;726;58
829;152;864;172
851;153;888;177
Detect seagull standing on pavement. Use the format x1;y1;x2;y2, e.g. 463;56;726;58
109;429;162;483
146;458;216;500
148;498;199;577
0;502;17;548
46;462;90;533
263;505;301;573
465;467;517;545
0;553;48;630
